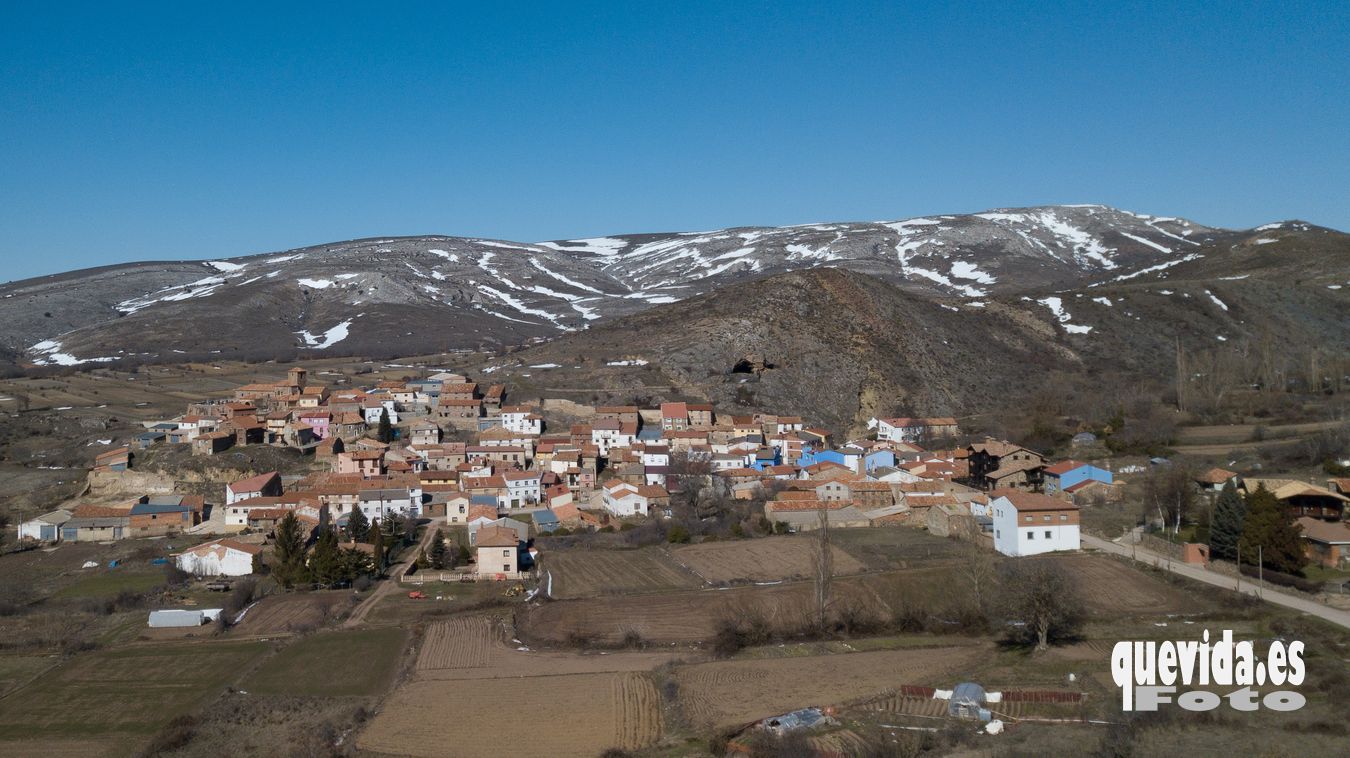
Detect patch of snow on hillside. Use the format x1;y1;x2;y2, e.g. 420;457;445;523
1037;211;1116;269
335;273;360;280
430;270;447;281
1255;222;1283;231
267;254;304;264
785;244;840;262
1092;297;1113;306
1253;238;1278;245
1217;274;1249;280
298;278;334;289
1111;253;1202;282
607;359;648;366
528;258;604;294
297;320;353;349
475;239;540;251
208;261;244;272
949;261;996;284
477;285;566;328
908;267;986;297
569;301;600;320
1037;296;1093;334
540;237;628;257
1119;232;1171;254
530;363;560;369
976;212;1032;223
427;248;460;261
1205;290;1229;311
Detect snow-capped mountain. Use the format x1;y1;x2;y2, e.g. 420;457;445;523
0;205;1339;369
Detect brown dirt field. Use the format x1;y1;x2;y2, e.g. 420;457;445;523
674;646;987;729
523;568;953;645
416;615;496;670
541;548;702;599
670;536;866;584
1043;553;1207;616
415;614;693;680
231;591;354;635
358;671;662;757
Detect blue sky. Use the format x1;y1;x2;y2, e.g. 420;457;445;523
2;1;1346;280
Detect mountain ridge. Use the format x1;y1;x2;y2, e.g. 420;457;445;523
1;205;1345;373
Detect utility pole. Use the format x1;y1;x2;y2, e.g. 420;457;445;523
1258;544;1263;599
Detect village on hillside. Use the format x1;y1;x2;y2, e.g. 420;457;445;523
17;364;1350;587
5;361;1350;756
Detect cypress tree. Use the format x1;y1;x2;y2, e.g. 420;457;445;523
378;408;393;443
1238;483;1306;575
1209;480;1246;561
370;519;386;574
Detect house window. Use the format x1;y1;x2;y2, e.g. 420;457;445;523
1043;515;1051;522
1027;531;1035;540
1023;515;1032;522
1060;514;1068;521
995;530;1000;539
1045;531;1052;539
502;549;510;556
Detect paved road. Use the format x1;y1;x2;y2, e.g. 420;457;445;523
343;523;441;628
1081;534;1350;629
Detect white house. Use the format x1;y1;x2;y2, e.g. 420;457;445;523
502;470;542;508
990;491;1080;557
500;406;543;436
868;416;959;443
226;471;281;506
590;421;636;456
356;488;420;522
174;539;262;577
363;399;398;425
639;443;670;468
600;480;668;518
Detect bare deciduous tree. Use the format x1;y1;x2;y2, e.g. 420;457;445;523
813;506;833;630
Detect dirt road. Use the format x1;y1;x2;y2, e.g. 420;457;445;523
1081;534;1350;629
343;523;441;628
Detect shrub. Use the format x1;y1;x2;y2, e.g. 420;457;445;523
667;524;691;544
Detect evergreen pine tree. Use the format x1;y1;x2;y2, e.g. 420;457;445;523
1208;480;1246;561
309;526;341;586
428;530;448;570
378;408;393;443
1238;483;1306;575
346;506;370;543
338;547;375;580
272;512;308;588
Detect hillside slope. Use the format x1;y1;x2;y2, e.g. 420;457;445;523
1;205;1253;369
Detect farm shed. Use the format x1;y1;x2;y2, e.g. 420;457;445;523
149;608;209;626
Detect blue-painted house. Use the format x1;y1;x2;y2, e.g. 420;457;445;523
864;449;896;473
1042;460;1113;495
750;446;782;471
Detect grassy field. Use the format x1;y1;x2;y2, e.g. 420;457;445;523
242;627;406;696
52;569;167;600
0;640;267;756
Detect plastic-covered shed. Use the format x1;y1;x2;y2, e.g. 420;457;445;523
948;682;992;721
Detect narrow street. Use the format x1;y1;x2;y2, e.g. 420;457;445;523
1081;534;1350;629
343;523;441;628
